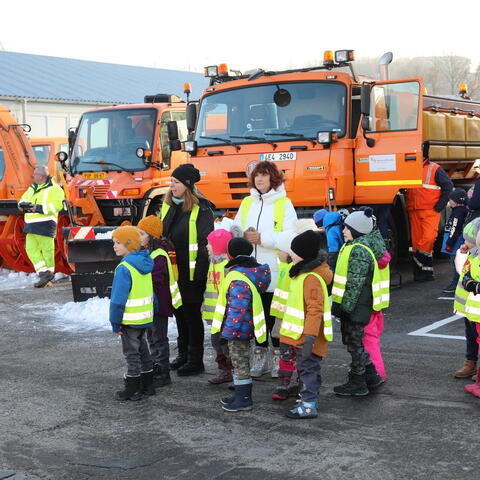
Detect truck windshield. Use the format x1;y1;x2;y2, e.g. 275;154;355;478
71;108;156;173
195;81;347;147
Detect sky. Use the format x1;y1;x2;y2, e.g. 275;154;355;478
1;0;480;74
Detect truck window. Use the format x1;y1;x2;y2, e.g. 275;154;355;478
195;81;347;147
32;145;51;166
0;147;5;181
171;111;188;141
370;81;420;132
160;111;172;168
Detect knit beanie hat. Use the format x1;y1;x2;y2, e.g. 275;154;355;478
449;188;467;205
276;219;318;255
112;226;141;252
207;229;233;255
227;237;253;258
172;163;201;190
290;230;322;261
313;208;328;227
463;218;480;245
137;215;163;239
344;207;375;238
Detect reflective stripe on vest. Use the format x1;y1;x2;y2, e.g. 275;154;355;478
210;270;267;343
240;195;288;233
464;256;480;323
279;272;333;342
116;261;154;326
406;161;441;210
332;243;390;311
150;248;183;309
201;260;228;321
21;181;64;224
161;202;200;281
270;261;292;318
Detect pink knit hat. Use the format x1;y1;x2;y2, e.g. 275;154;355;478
207;229;233;255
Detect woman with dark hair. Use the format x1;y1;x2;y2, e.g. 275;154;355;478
233;161;297;377
161;164;215;376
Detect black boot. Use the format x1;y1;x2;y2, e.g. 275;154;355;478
334;373;369;396
34;271;54;288
365;363;385;390
177;347;205;376
115;375;143;401
153;364;172;387
170;338;188;370
140;371;156;396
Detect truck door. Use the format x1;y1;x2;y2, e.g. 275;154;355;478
354;79;423;205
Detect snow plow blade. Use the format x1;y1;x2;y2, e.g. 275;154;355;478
63;226;119;302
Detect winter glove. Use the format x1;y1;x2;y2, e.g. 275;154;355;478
18;201;33;212
445;244;453;253
462;277;480;294
297;334;316;359
34;204;44;214
271;317;282;339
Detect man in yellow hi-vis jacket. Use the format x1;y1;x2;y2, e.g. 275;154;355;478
18;165;65;288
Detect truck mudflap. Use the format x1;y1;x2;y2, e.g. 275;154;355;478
63;226;120;302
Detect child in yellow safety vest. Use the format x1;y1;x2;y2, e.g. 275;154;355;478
202;227;233;384
110;226;155;401
137;215;181;390
279;230;333;419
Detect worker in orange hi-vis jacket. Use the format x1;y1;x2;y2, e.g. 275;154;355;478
406;142;453;282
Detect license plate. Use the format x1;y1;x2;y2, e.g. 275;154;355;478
114;207;131;216
82;172;106;180
259;152;296;161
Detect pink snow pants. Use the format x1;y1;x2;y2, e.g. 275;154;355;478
363;310;387;379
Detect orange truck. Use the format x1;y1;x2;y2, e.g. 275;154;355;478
60;94;188;300
169;52;480;258
30;137;68;181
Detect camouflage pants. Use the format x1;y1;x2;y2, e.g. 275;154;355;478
340;320;372;376
228;339;251;380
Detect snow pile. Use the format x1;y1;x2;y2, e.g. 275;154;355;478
49;296;111;331
0;268;38;289
95;231;113;239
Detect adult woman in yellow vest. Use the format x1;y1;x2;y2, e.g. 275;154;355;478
161;164;214;376
279;230;333;419
137;215;182;388
232;161;297;378
331;208;388;396
406;144;453;281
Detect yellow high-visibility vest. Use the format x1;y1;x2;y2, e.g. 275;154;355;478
202;259;228;321
464;255;480;323
150;248;182;309
20;179;65;225
270;261;292;318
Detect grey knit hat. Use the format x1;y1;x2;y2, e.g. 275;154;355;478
462;218;480;244
344;207;375;236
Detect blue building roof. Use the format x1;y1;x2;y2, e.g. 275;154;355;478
0;50;208;103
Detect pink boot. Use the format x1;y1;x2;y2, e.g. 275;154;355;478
464;368;480;396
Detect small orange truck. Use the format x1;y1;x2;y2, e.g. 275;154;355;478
30;137;68;181
169;53;480;258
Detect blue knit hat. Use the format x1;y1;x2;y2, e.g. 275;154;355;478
313;208;328;227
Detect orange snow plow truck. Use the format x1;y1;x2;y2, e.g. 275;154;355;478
168;52;480;258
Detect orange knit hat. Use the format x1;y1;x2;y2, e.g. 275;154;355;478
112;226;141;252
137;215;163;239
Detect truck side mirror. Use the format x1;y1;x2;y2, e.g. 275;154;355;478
360;84;371;116
68;128;76;150
186;102;198;132
167;121;179;141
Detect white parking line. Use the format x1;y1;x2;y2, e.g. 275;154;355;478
407;314;465;340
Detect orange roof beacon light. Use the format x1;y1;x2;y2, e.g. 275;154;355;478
459;83;471;99
323;50;334;67
218;63;229;76
184;82;192;102
204;65;218;77
422;87;428;95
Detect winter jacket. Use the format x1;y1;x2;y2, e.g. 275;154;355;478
233;184;297;292
441;205;468;254
220;256;271;341
323;211;344;253
332;230;387;325
162;197;214;304
280;259;333;357
151;238;176;317
109;250;154;333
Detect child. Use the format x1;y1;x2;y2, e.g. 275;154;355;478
110;226;155;401
323;211;344;270
211;237;271;412
137;215;181;388
441;188;468;293
202;227;234;384
452;219;480;380
279;230;333;419
459;222;480;397
332;208;388;396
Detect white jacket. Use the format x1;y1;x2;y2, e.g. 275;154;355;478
233;184;297;292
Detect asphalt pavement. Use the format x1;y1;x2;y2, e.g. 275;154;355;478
0;258;478;480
